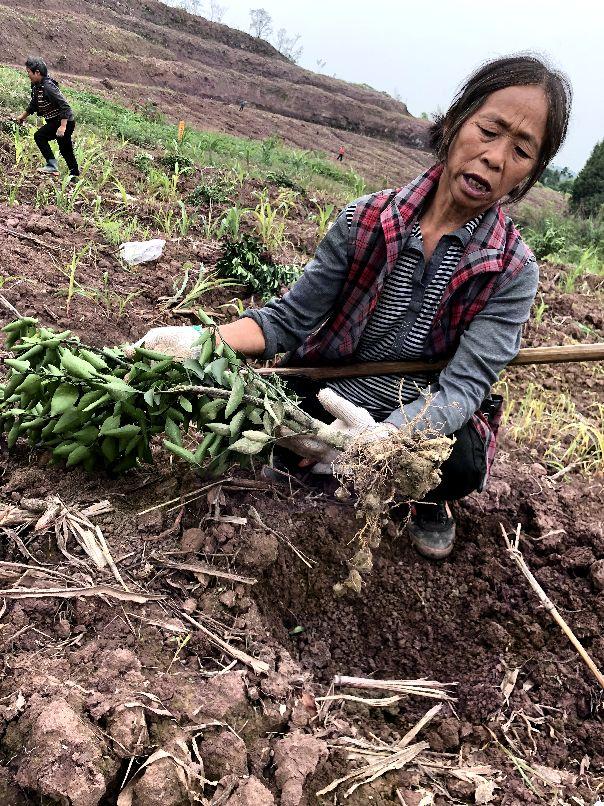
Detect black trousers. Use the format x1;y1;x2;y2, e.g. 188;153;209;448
34;118;79;176
284;378;487;502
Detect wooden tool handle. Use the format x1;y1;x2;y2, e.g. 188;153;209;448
254;343;604;380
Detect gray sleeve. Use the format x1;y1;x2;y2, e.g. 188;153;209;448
240;206;352;359
385;258;539;434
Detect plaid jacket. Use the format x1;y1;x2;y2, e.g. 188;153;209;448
292;164;535;481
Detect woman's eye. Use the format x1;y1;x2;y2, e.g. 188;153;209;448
515;146;530;159
478;126;497;137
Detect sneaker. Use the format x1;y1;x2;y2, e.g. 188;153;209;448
38;163;59;175
408;501;455;560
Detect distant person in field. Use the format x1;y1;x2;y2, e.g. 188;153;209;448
133;55;572;561
239;100;247;112
337;145;345;161
15;57;80;181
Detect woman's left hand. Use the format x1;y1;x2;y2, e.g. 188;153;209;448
284;388;397;474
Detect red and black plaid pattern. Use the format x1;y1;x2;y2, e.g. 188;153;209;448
293;164;535;481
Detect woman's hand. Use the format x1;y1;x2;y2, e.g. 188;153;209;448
124;326;205;359
283;388;397;474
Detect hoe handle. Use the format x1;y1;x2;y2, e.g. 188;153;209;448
255;343;604;381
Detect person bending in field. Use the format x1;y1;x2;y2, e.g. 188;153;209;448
15;57;80;181
133;55;572;561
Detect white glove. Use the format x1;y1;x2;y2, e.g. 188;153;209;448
124;326;203;360
285;388;397;474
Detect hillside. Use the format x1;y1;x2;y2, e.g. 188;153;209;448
0;0;563;207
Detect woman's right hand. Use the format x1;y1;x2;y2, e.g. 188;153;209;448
124;326;204;359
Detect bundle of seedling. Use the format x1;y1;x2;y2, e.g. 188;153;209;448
0;316;347;476
0;316;453;593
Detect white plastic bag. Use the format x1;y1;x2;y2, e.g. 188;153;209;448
119;239;166;266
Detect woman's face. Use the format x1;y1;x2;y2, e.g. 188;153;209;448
441;85;549;216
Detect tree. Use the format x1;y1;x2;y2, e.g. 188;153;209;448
540;165;574;193
570;141;604;217
275;28;303;63
249;8;272;39
207;0;226;21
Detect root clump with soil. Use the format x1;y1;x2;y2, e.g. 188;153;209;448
334;417;453;596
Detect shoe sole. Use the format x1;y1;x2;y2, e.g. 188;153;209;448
407;524;454;560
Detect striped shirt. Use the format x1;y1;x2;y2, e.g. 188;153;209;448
326;206;482;420
26;78;74;122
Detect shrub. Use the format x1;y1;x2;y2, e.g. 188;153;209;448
216;234;301;299
570;140;604;218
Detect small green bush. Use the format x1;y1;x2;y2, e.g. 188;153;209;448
216;234;301;300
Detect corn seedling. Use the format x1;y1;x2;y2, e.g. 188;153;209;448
97;214;149;246
163;263;239;311
175;201;194;236
217;205;245;241
532;296;548;324
153;206;176;237
74;271;142;318
62;246;90;315
53;175;86;213
252;189;287;251
310;200;335;241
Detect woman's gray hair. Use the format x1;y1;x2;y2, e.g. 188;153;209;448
25;57;48;77
430;54;572;202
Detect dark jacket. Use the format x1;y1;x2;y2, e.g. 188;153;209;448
26;76;74;121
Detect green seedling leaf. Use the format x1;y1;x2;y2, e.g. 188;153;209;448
4;359;30;373
229;409;247;438
52;441;80;458
242;430;272;444
66;444;92;467
60;349;98;380
78;349;109;371
102;424;141;438
207;422;231;436
179;396;193;413
229;437;264;455
165;417;182;446
163;440;198;465
73;425;98;445
101;437;118;462
206;357;228;385
225;376;245;418
53;409;82;434
51;384;79;416
100;415;121;436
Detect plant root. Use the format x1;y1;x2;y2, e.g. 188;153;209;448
334;424;454;597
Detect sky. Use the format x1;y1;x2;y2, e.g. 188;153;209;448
200;0;603;173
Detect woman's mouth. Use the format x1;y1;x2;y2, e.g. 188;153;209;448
461;173;491;199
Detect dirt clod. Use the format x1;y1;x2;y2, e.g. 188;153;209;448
12;697;117;806
590;559;604;591
273;731;328;806
200;728;249;780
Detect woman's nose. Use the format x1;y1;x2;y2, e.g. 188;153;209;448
481;139;507;172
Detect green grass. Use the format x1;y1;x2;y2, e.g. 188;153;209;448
0;65;361;195
516;206;604;286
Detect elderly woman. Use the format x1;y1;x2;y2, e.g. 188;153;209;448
138;55;571;560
